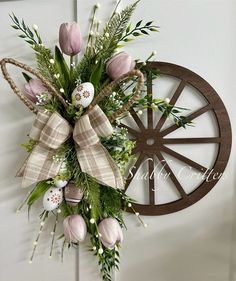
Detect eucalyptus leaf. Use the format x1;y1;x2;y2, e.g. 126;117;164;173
135;20;142;27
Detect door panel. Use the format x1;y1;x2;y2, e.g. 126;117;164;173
0;1;235;281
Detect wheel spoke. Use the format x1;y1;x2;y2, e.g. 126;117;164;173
119;123;139;137
147;75;153;130
155;80;187;131
162;137;221;144
124;153;146;191
161;104;212;137
156;151;188;198
130;107;146;130
160;145;208;173
148;156;155;205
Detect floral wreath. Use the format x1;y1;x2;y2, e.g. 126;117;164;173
0;1;191;280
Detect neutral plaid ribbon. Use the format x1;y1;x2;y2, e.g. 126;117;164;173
73;105;124;189
18;105;124;189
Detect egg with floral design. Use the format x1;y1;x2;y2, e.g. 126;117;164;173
72;82;94;108
43;186;63;211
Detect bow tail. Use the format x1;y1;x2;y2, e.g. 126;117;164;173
76;144;124;190
21;144;62;188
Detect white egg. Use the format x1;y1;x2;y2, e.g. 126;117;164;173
72;82;94;108
54;180;68;188
43;187;63;211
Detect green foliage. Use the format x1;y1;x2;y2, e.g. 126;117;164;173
90;58;104;89
90;230;121;281
74;1;139;84
100;186;122;217
84;174;102;222
27;180;51;207
10;13;42;45
95;1;139;60
102;128;136;175
121;20;159;42
54;46;70;97
21;138;38;153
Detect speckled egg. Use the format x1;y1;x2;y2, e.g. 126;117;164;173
72;82;94;108
64;183;84;206
43;187;63;211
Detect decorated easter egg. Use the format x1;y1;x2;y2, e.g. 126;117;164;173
64;182;84;206
54;180;68;188
72;82;94;108
43;187;63;211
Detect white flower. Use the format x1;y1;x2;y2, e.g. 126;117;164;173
144;223;148;228
92;246;97;251
54;73;60;79
50;231;55;235
142;61;147;66
32;24;38;30
105;32;109;38
40;221;45;226
138;110;143;115
60;88;65;93
135;212;140;216
89;30;94;36
98;248;103;254
28;260;33;264
33;241;38;246
152;50;157;56
95;3;101;8
165;98;170;103
57;209;62;214
90;218;95;224
128;203;132;207
49;59;55;64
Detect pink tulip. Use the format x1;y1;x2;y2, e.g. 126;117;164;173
106;52;135;80
98;218;123;249
63;215;87;243
24;78;49;104
59;22;83;56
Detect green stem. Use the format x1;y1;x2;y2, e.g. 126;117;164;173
85;5;98;53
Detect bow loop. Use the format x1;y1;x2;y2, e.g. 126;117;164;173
19;111;71;188
73;115;100;147
88;105;113;137
40;112;71;149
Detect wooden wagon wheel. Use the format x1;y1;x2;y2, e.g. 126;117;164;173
121;61;232;216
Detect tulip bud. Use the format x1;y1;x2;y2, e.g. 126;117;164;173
63;215;87;243
98;218;123;249
24;78;50;104
59;22;83;56
106;52;135;80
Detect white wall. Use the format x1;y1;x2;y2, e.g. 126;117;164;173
0;1;236;281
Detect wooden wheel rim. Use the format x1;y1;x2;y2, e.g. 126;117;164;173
122;61;232;216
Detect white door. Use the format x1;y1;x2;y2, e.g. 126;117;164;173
0;1;236;281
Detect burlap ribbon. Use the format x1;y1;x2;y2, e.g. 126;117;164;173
18;105;124;189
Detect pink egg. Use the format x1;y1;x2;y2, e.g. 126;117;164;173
64;183;84;206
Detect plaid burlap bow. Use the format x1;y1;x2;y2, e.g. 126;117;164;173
18;105;124;189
